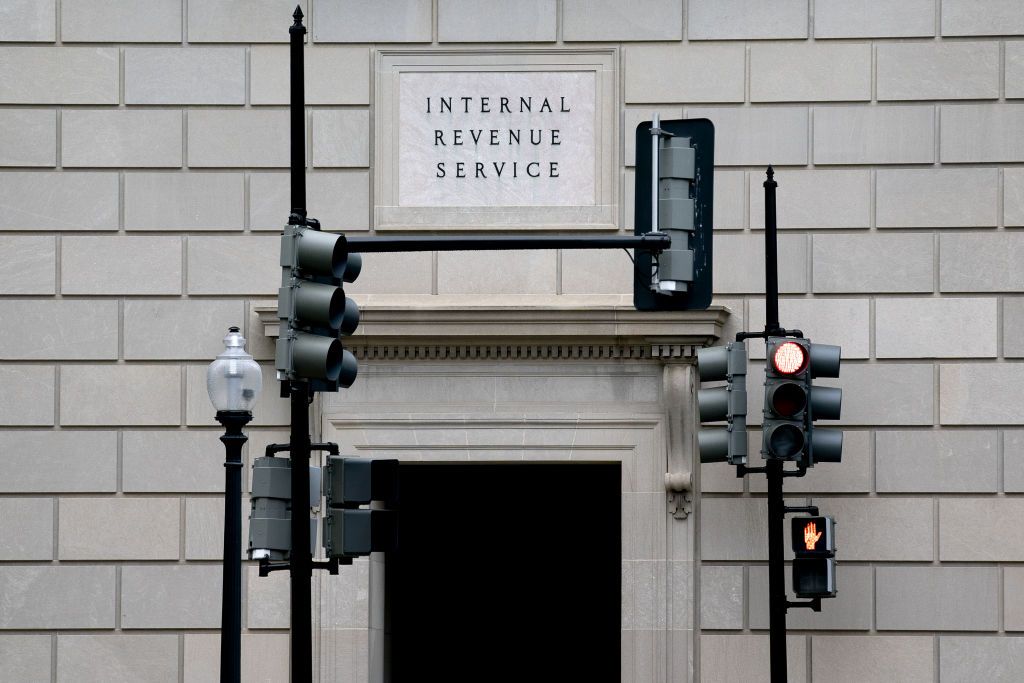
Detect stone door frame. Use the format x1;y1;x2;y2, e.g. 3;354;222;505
257;302;727;681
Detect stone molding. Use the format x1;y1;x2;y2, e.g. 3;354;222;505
319;414;684;681
255;302;729;361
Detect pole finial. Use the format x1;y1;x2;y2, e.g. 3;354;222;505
291;5;306;33
766;164;775;180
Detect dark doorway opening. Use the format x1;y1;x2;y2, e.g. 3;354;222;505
385;462;621;682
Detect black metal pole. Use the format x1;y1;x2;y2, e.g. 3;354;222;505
217;410;252;683
289;382;313;682
763;165;788;682
288;8;313;682
767;459;788;683
290;6;306;220
344;233;672;253
764;166;780;336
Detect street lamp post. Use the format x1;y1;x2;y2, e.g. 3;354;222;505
207;326;263;683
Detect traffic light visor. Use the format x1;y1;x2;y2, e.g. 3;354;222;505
811;386;842;421
698;429;730;463
296;229;348;278
811;428;843;463
697;345;729;382
293;331;344;382
697;387;729;422
294;281;345;329
772;342;807;375
340;298;360;336
810;343;841;378
338;349;358;389
343;253;362;284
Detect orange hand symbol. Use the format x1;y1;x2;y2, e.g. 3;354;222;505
804;522;823;550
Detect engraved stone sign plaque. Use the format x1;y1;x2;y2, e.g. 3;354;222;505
398;71;595;208
376;51;617;230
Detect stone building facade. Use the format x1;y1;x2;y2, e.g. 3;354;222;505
1;0;1024;681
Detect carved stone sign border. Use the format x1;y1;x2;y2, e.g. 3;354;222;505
374;49;618;231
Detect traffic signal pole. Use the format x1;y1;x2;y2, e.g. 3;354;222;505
289;380;313;683
756;166;788;682
288;8;313;682
735;167;824;682
766;459;787;682
763;167;781;336
763;167;788;683
289;6;306;225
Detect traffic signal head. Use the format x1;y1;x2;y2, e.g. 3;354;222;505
322;456;399;558
633;117;714;311
276;219;361;391
791;516;838;599
762;338;810;461
762;337;843;466
323;457;399;506
696;341;747;465
248;456;292;561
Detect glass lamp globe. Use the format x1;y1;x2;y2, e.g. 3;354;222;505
207;327;263;412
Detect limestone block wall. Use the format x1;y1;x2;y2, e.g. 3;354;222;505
0;0;1022;681
672;2;1024;680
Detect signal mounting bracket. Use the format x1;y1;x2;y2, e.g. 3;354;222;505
786;597;822;612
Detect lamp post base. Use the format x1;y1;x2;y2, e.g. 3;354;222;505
216;410;252;683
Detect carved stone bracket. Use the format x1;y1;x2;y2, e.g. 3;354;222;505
254;300;730;362
665;471;693;519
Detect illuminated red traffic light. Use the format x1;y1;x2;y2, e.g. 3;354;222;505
772;341;807;375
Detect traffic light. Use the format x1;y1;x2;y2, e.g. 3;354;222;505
696;341;747;465
323;457;399;558
276;216;361;392
633;117;714;311
248;455;323;560
791;516;837;598
761;337;843;466
249;455;291;561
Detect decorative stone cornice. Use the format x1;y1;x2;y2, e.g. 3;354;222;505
254;298;730;361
